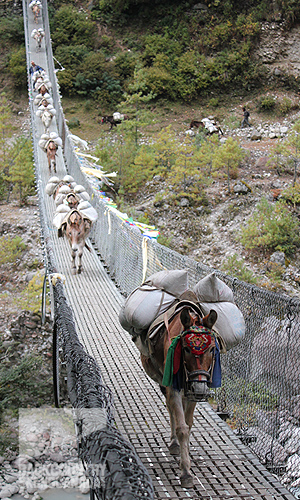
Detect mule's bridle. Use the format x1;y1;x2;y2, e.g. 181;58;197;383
180;325;217;399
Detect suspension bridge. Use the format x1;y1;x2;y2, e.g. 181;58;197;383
22;0;299;498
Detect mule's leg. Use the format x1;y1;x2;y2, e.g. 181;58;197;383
183;398;197;435
71;250;77;275
166;388;194;488
167;406;180;456
77;250;83;274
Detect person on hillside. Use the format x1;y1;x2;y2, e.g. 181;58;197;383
241;107;251;128
29;61;44;75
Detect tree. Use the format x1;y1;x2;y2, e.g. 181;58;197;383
8;47;26;88
51;6;96;49
8;137;35;204
169;135;210;201
118;90;155;145
212;137;245;193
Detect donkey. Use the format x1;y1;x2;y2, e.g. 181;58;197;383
46;140;57;173
58;209;92;274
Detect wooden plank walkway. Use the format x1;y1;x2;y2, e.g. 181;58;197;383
26;4;296;499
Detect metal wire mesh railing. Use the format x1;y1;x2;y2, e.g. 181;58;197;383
25;0;300;495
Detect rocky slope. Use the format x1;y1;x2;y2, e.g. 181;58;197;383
128;111;300;299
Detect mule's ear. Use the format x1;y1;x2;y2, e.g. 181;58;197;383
202;309;217;329
83;218;92;231
58;222;66;238
180;308;192;329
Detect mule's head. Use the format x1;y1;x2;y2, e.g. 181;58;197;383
61;210;92;252
65;192;80;209
39;84;47;95
47;141;57;156
180;308;217;401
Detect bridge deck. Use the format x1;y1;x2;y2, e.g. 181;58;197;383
26;5;295;500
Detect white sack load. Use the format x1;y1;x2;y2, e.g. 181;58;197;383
49;176;60;184
77;201;98;222
79;191;90;201
194;272;245;349
74;184;85;193
53;210;69;229
113;112;123;121
39;133;62;152
63;175;75;183
119;269;188;336
193;272;234;302
119;285;178;336
56;204;70;214
73;185;90;201
45;180;59;195
145;269;188;297
58;185;72;194
50;132;62;148
199;301;245;350
40;104;56;115
36;104;55;117
34;93;53;106
202;118;219;134
38;137;48;152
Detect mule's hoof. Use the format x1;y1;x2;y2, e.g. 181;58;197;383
180;473;194;488
78;267;82;274
169;442;180;456
71;268;77;275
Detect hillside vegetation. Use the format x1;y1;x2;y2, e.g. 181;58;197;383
1;0;300;297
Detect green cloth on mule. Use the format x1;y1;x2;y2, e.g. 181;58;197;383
162;335;181;387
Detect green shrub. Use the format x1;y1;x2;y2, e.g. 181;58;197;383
221;254;258;284
68;117;80;128
114;51;137;85
0;17;24;47
209;97;219;107
281;182;300;205
278;97;292;116
8;47;26;88
240;197;300;255
17;272;45;313
0;236;26;265
51;5;96;49
258;95;276;111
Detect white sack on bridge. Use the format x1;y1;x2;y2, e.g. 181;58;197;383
36;104;56;118
77;201;98;222
29;0;42;8
145;269;188;296
34;93;53;106
119;285;178;336
199;301;245;350
119;270;188;336
39;132;62;152
52;201;97;230
31;28;45;39
194;272;245;350
193;272;234;302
